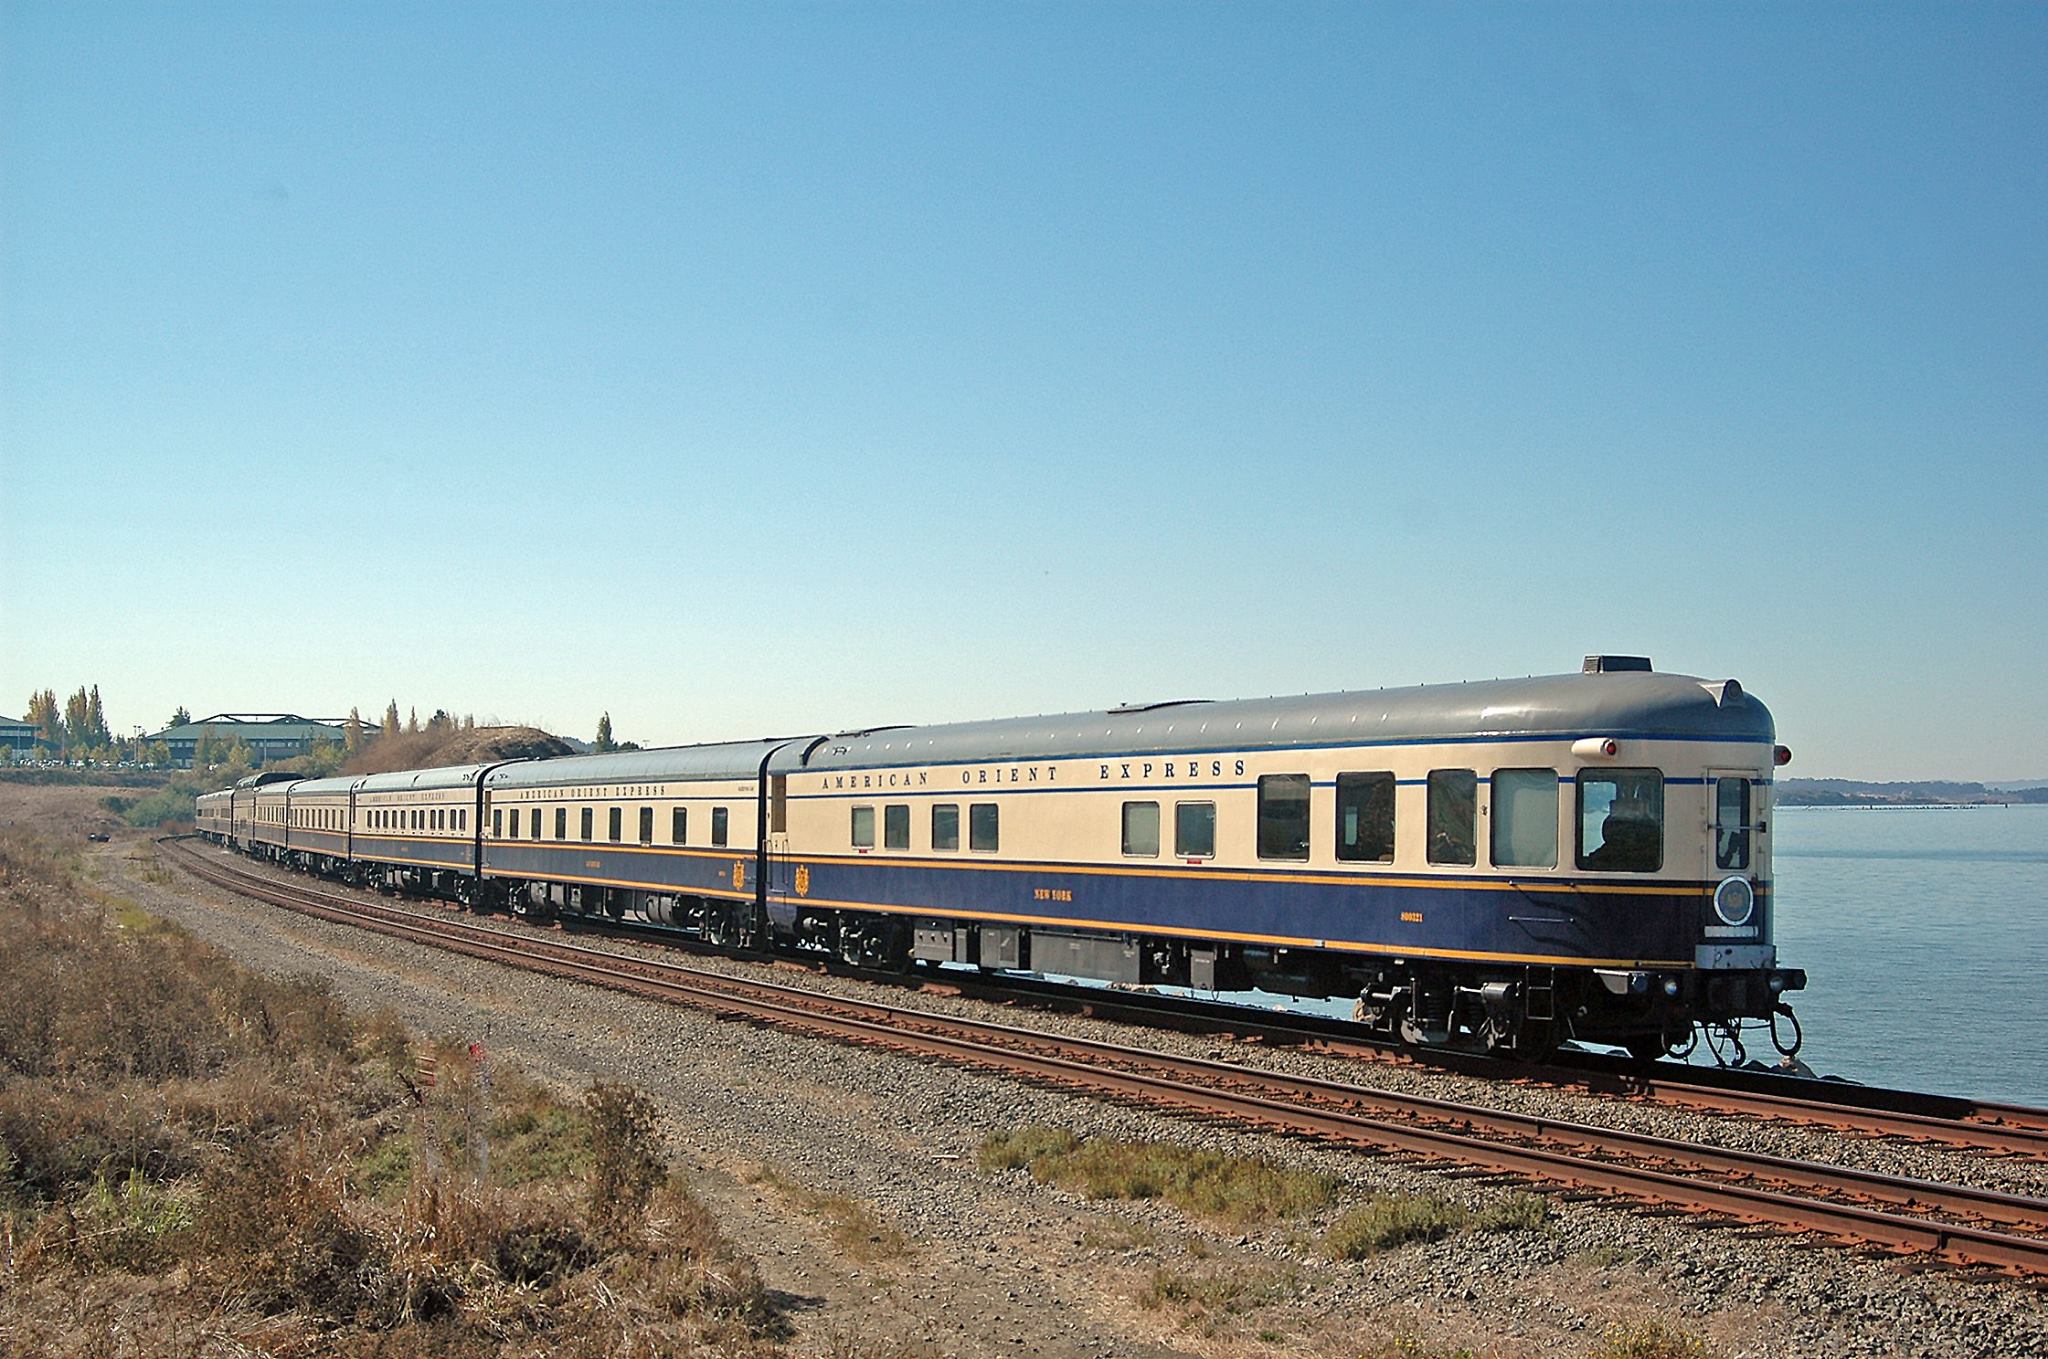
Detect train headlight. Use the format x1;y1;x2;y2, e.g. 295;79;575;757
1662;977;1681;997
1713;876;1755;927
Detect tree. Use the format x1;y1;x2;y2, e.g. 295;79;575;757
382;700;401;739
169;705;192;728
427;708;453;735
26;690;60;749
594;712;616;753
86;685;109;746
344;707;365;756
63;687;95;753
406;707;420;734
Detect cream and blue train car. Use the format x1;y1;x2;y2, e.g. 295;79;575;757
763;658;1801;1056
195;789;233;842
479;744;776;937
247;777;300;862
285;775;359;875
351;765;491;897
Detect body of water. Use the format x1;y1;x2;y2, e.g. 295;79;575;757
1767;804;2048;1107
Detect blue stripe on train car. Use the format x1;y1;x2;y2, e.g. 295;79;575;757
483;842;747;897
354;836;474;869
772;856;1710;968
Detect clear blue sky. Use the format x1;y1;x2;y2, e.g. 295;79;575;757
3;3;2042;780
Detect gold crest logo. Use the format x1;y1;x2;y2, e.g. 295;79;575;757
731;859;745;891
794;864;811;897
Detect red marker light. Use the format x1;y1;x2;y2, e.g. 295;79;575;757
1774;745;1793;766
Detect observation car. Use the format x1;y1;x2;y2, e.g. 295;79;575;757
196;657;1803;1057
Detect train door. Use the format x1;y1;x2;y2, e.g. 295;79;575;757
1705;771;1760;933
763;775;795;931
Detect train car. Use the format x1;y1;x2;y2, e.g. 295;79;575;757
352;765;492;898
195;788;233;842
759;657;1800;1057
247;777;301;862
286;775;359;876
479;742;784;934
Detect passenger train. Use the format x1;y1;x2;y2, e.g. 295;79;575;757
194;656;1805;1059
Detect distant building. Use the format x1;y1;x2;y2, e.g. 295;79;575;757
146;713;351;768
0;719;40;760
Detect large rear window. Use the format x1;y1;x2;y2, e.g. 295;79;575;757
1576;770;1664;872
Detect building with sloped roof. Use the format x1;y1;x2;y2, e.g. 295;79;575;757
145;714;351;768
0;719;42;759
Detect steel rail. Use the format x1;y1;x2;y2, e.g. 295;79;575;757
159;839;2048;1278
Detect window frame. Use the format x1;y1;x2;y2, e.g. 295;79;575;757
1121;800;1161;858
883;803;910;850
1256;773;1312;862
851;804;876;849
1574;768;1665;873
1334;771;1397;864
968;802;999;853
1426;768;1479;867
932;803;960;852
581;807;594;842
672;806;687;846
712;806;729;848
1489;766;1560;869
1174;800;1216;859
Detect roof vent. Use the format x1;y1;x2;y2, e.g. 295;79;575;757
1583;655;1652;674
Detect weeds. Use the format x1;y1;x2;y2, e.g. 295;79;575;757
742;1164;911;1263
1324;1190;1549;1258
979;1125;1336;1225
1591;1319;1713;1359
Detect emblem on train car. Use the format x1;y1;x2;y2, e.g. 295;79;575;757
794;864;811;898
731;859;746;890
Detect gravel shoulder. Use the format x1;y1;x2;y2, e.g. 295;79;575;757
86;831;2048;1359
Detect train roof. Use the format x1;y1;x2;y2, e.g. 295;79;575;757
483;740;802;790
287;775;362;797
788;668;1774;772
354;763;494;794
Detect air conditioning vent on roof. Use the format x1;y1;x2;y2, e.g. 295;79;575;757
1582;655;1653;674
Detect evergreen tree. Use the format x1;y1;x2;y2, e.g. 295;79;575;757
86;685;109;746
594;712;616;753
407;707;420;734
170;705;192;727
344;707;365;755
382;700;401;739
63;687;91;752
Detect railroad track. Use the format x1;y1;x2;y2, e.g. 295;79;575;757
158;837;2048;1280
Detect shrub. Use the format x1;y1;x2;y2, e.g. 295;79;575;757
585;1080;665;1239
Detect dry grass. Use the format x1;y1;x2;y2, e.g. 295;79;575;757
0;831;790;1358
1590;1319;1714;1359
739;1164;911;1263
978;1125;1336;1225
1324;1190;1549;1259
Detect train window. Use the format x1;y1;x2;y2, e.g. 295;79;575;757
1122;801;1160;857
1491;768;1559;869
1427;770;1477;866
1176;802;1215;858
1256;775;1310;861
554;807;566;839
932;804;960;852
1715;777;1752;871
672;807;687;844
581;807;594;841
712;806;729;847
1335;772;1396;863
529;808;541;840
1577;770;1664;872
969;803;999;853
851;806;876;849
639;807;654;844
414;810;424;831
884;804;910;850
493;809;502;837
608;808;623;842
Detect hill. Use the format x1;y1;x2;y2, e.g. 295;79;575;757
1777;778;2048;807
342;724;575;775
